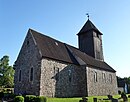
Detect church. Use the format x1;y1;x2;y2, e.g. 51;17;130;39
14;18;118;97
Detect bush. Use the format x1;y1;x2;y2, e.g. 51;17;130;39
6;88;13;93
0;88;13;93
35;96;47;102
25;95;36;102
4;93;15;99
0;92;4;99
14;96;24;102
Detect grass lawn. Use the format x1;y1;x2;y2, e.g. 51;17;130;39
47;94;130;102
47;97;81;102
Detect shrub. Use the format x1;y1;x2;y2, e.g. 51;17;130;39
3;88;7;93
35;96;47;102
6;88;13;93
25;95;36;102
0;92;4;99
7;89;11;92
4;93;15;99
14;96;24;102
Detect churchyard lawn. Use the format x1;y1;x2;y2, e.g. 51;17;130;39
47;94;130;102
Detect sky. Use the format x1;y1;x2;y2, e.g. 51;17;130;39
0;0;130;78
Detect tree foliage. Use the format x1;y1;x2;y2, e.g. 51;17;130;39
124;77;130;84
123;77;130;93
0;55;14;88
117;76;130;93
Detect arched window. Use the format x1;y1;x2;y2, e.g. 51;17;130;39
68;70;72;82
94;72;97;82
19;70;21;82
109;74;112;83
102;73;106;83
30;67;33;81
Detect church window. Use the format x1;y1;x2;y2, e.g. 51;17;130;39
102;73;106;83
19;70;22;82
68;70;72;82
109;74;112;83
54;67;59;81
94;72;97;82
30;67;34;81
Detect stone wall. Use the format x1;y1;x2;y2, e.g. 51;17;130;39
40;58;87;97
14;31;41;95
87;66;118;96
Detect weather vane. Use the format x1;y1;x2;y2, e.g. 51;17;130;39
86;13;89;19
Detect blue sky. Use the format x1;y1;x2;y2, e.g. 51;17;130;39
0;0;130;78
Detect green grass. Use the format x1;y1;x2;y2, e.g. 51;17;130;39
47;97;81;102
47;94;130;102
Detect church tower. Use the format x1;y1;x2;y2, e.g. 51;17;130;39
77;19;104;61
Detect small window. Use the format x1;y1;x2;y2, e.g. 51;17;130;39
94;72;97;82
19;70;22;82
30;67;33;81
68;70;72;82
102;73;106;83
109;74;112;83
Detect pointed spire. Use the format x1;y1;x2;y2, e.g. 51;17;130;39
77;19;102;35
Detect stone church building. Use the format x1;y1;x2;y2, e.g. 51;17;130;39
14;19;118;97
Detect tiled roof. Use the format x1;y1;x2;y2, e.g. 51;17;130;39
78;19;102;35
30;29;116;72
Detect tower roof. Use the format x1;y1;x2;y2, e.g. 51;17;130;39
78;19;102;35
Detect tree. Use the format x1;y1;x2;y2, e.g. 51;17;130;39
117;76;130;94
0;55;14;88
123;77;130;93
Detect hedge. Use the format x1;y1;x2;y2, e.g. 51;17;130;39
24;95;36;102
14;96;24;102
14;95;47;102
35;96;47;102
